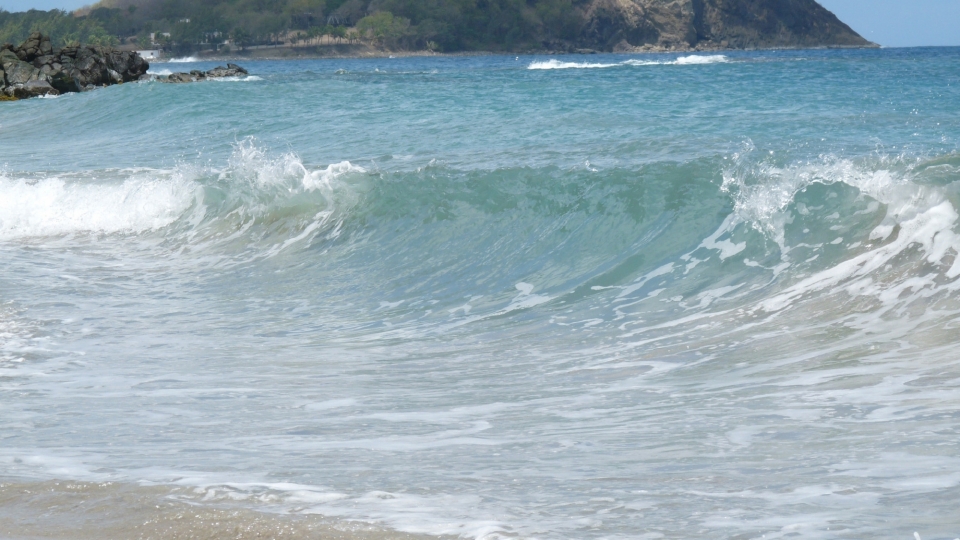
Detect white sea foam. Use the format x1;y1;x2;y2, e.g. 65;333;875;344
147;68;173;76
0;305;35;365
0;172;196;240
623;55;729;66
673;54;728;65
527;59;619;70
225;138;365;193
529;55;729;70
210;75;264;82
167;56;199;63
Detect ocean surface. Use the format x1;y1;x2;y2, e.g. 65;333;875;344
1;48;960;539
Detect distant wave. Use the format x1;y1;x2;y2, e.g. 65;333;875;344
673;54;728;65
529;55;728;70
527;59;620;70
167;56;199;63
211;75;264;82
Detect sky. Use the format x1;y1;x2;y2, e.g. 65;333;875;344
0;0;958;47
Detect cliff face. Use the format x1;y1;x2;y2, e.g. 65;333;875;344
579;0;875;51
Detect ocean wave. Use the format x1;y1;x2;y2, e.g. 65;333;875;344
0;171;196;239
673;54;729;65
166;56;199;63
527;59;620;70
0;140;365;251
210;75;264;82
4;143;959;334
529;55;728;70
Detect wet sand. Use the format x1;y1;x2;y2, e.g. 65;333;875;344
0;480;441;540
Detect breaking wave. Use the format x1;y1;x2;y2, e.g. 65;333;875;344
529;55;729;70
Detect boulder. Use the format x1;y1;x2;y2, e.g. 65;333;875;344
0;48;18;69
39;35;53;56
3;58;39;86
162;72;198;83
32;54;56;68
48;69;81;93
15;31;42;61
160;64;249;84
8;79;59;99
205;64;248;78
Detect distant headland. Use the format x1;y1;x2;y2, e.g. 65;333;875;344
0;0;875;60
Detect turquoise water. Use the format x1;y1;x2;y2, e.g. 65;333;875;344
2;48;960;539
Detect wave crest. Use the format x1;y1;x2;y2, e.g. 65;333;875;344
529;55;728;70
0;171;196;240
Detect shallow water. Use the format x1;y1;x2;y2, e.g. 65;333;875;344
2;48;960;539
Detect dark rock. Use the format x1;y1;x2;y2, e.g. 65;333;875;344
160;64;250;84
3;59;39;86
9;79;59;99
0;48;17;68
16;31;42;61
204;64;248;78
33;54;56;68
2;33;150;99
49;69;81;93
39;35;53;56
163;72;199;83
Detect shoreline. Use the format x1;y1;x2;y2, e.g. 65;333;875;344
152;42;882;63
0;478;450;540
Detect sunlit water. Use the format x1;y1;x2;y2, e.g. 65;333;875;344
2;48;960;539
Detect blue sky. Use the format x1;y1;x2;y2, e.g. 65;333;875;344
1;0;958;47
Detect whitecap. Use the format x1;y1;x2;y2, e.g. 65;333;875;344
0;172;196;240
530;55;728;70
210;75;263;82
527;59;619;70
673;54;728;65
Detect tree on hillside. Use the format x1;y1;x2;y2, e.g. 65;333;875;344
356;11;410;47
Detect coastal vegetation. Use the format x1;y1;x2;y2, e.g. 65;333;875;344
0;8;120;47
1;0;873;55
2;0;584;53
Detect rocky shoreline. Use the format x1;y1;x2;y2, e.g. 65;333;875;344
1;32;252;100
158;64;249;83
1;32;148;99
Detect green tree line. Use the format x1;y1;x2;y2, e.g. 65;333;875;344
0;9;119;47
3;0;589;53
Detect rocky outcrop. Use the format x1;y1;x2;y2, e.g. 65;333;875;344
0;32;149;100
159;64;249;84
579;0;875;52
